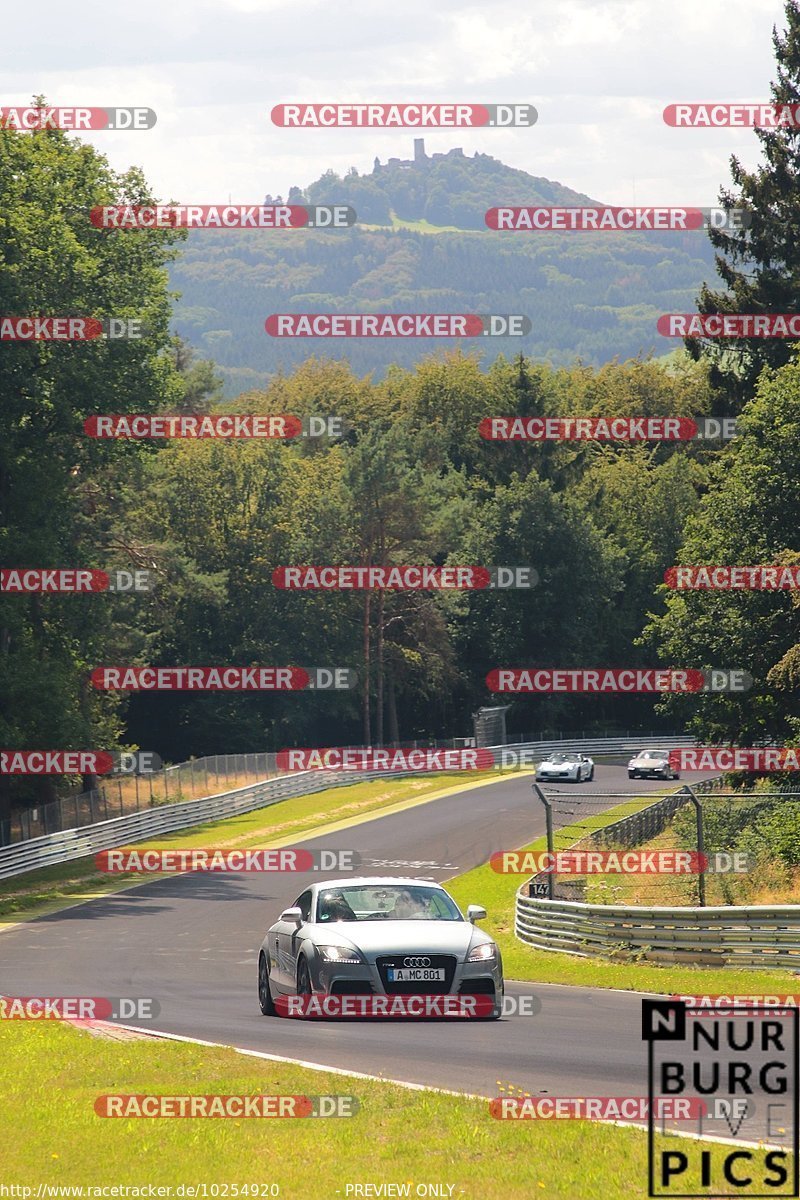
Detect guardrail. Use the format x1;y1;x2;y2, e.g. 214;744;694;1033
515;893;800;968
517;779;800;967
0;734;695;883
0;768;390;882
500;734;694;754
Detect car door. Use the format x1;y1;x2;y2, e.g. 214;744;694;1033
273;889;312;992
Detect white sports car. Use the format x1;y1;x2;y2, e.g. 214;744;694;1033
536;752;594;783
258;876;504;1018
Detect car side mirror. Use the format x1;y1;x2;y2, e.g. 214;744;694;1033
280;906;303;925
467;904;487;923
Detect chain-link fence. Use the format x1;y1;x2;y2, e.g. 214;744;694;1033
530;781;800;907
3;738;476;846
3;753;281;845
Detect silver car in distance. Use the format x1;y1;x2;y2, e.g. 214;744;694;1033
628;749;680;780
258;876;504;1019
535;752;594;783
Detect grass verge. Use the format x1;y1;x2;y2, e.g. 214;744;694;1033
0;1020;772;1198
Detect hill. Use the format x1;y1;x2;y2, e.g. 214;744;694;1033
170;144;716;395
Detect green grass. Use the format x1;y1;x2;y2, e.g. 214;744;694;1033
446;797;800;996
0;772;509;923
0;1020;777;1198
357;211;474;234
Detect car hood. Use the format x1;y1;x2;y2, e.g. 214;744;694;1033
312;920;486;958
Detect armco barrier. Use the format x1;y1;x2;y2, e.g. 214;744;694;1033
514;777;800;965
515;892;800;968
0;768;391;882
498;734;694;759
0;734;695;883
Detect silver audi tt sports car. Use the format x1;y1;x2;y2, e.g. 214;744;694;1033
258;876;504;1018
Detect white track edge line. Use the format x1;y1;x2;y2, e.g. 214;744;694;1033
76;1019;791;1150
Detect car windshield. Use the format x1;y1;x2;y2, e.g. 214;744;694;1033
641;752;667;759
315;884;462;923
549;754;578;764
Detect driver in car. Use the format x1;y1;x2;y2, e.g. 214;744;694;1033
393;888;426;919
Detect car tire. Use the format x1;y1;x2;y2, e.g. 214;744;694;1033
673;771;681;780
628;771;636;779
258;952;277;1017
587;766;594;781
297;955;312;996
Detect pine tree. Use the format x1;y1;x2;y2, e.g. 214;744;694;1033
687;0;800;406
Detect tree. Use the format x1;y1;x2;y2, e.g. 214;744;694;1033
0;104;184;835
644;356;800;746
686;1;800;405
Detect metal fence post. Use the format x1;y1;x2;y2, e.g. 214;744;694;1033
532;782;555;900
682;784;706;907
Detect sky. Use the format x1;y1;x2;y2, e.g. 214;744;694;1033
1;0;790;207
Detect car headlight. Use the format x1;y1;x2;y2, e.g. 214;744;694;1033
467;942;497;963
317;945;365;964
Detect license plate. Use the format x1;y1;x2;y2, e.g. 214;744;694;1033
387;967;445;982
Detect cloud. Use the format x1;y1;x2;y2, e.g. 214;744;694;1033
0;0;787;205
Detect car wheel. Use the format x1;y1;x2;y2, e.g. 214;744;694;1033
628;771;636;779
673;771;681;780
588;766;594;781
258;953;276;1017
296;955;312;996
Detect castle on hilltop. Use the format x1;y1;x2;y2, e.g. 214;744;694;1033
373;139;465;172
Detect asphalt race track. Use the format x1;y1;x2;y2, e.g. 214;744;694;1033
0;766;780;1142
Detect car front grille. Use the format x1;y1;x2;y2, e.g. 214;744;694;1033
376;954;457;994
